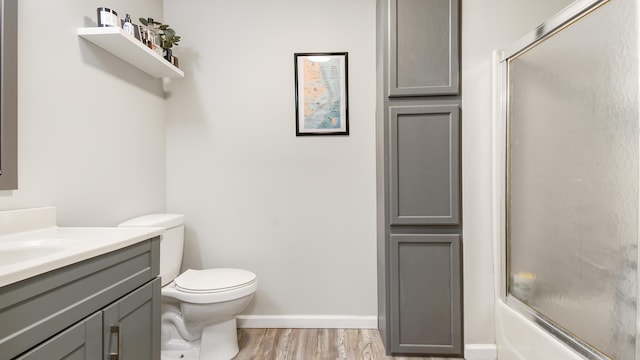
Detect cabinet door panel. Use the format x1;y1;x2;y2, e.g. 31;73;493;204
16;312;102;360
389;105;460;225
389;234;462;355
389;0;459;96
103;278;160;360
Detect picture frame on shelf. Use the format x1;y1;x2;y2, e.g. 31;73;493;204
294;52;349;136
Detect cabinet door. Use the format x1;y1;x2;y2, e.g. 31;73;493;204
389;234;462;355
16;312;102;360
388;0;459;96
103;278;161;360
389;104;460;225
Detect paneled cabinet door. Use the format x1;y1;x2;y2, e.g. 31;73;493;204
389;104;460;225
387;0;459;96
16;313;102;360
103;278;161;360
389;233;462;355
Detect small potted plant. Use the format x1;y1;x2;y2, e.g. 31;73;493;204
139;18;181;64
158;24;180;63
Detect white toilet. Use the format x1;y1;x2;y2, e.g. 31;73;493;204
118;214;257;360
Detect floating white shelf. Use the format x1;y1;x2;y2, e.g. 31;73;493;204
78;27;184;78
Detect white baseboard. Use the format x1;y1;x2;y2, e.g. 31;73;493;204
236;315;378;329
465;344;498;360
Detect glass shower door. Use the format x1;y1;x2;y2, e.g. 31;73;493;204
505;0;639;358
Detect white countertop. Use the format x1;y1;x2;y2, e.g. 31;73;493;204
0;207;164;287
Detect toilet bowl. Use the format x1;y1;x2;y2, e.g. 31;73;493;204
118;214;257;360
161;268;257;360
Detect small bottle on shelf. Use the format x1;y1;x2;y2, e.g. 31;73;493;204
122;14;134;36
139;22;147;45
145;18;157;51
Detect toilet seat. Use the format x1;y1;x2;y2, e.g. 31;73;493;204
176;268;256;293
162;268;258;304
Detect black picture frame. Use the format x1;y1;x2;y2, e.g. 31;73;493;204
294;52;349;136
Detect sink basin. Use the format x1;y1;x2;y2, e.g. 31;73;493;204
0;207;165;288
0;239;74;266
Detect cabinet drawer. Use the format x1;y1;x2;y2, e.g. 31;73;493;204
15;312;102;360
0;237;160;359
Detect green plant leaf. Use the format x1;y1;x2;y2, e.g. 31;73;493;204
148;20;181;49
139;18;148;25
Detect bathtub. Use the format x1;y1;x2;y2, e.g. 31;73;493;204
494;299;584;360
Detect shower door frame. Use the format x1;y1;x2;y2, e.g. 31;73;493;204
496;0;634;359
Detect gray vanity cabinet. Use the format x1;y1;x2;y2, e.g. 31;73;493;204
1;237;161;360
376;0;462;356
16;279;160;360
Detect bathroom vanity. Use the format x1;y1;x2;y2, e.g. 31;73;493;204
0;208;164;359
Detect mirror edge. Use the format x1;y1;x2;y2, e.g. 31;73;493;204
0;0;18;190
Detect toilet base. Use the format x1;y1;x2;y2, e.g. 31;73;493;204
161;335;200;360
199;318;240;360
161;318;240;360
161;347;200;360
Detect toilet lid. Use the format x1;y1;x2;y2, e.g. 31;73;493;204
174;268;257;293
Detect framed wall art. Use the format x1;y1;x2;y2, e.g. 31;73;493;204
294;52;349;136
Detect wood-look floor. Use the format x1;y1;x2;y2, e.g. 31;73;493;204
233;328;463;360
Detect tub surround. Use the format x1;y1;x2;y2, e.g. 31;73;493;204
0;207;163;287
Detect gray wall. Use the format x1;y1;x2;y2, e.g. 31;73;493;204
163;0;378;318
0;0;167;226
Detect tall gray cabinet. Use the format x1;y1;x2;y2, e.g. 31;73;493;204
376;0;462;356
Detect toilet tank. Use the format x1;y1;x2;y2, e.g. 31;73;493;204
118;214;185;286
